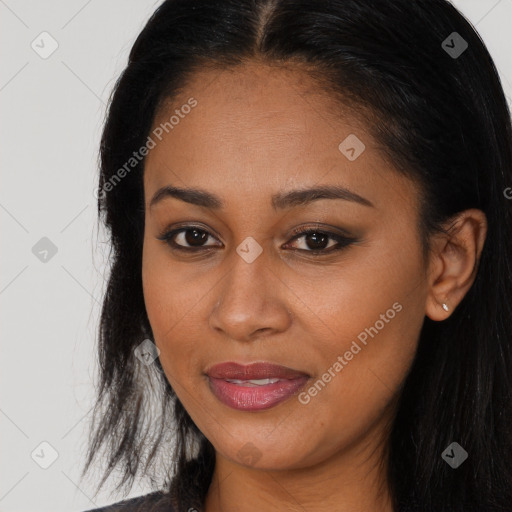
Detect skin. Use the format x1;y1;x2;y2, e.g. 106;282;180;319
141;61;487;512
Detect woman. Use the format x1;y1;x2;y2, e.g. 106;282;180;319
81;0;512;511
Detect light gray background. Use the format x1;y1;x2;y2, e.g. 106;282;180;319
1;1;511;511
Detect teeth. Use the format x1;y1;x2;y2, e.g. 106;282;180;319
225;378;282;386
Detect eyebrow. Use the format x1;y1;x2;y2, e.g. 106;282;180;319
149;184;374;210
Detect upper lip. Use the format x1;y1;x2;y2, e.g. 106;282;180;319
206;361;310;380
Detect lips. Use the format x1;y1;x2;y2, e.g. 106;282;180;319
206;361;310;380
206;361;310;411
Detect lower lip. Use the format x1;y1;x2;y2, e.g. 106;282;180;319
207;376;309;411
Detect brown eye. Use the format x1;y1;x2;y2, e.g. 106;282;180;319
293;231;334;251
158;227;221;251
285;226;357;254
180;228;209;247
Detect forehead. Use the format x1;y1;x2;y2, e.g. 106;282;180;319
143;61;417;214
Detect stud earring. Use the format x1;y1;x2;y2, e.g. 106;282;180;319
442;303;449;312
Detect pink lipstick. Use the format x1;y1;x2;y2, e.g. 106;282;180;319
206;361;310;411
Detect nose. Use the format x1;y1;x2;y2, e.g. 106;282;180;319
208;246;292;343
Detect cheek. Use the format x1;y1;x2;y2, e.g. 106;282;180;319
299;231;426;429
302;226;423;346
141;237;215;378
142;240;170;336
142;238;182;361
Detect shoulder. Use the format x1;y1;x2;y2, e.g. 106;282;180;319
81;490;175;512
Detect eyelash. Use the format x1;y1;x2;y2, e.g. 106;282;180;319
157;224;357;255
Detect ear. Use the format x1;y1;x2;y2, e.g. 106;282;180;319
425;209;487;321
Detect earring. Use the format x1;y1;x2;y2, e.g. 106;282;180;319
442;303;449;312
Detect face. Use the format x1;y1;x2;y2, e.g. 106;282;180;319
142;61;429;471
